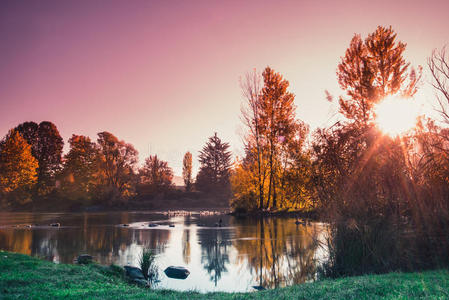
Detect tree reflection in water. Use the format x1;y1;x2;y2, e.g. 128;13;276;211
0;212;170;265
182;229;191;264
0;212;326;292
198;228;232;286
232;217;320;289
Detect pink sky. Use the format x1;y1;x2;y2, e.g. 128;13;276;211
0;0;448;175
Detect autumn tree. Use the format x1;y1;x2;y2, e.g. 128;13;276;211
337;26;420;126
196;133;232;196
315;26;421;214
0;130;38;206
230;157;260;212
139;155;173;192
60;135;101;203
182;151;193;191
235;67;309;211
15;121;64;196
313;27;427;276
258;66;300;209
97;131;138;202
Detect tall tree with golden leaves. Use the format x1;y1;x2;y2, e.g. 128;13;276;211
0;130;38;206
259;67;298;209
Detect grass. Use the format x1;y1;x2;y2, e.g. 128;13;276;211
1;251;449;299
138;248;158;282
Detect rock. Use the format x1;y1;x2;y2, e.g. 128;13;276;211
164;266;190;279
50;223;60;227
169;224;175;228
252;285;266;291
76;254;93;264
122;224;129;227
124;266;146;280
148;223;158;227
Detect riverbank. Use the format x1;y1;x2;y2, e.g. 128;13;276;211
1;251;448;299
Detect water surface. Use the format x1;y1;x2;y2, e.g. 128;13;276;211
0;211;327;292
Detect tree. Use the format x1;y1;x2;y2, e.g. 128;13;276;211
15;121;64;196
230;157;260;212
314;26;421;221
15;122;39;155
60;135;101;203
36;121;64;194
196;133;232;195
139;155;173;192
428;46;449;123
235;67;308;211
240;69;265;209
97;131;138;202
258;66;299;209
337;26;420;126
0;130;38;206
182;151;193;191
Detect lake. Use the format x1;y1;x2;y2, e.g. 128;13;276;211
0;211;328;293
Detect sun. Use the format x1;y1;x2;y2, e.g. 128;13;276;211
374;95;420;136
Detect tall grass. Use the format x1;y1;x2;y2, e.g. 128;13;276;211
319;213;449;279
138;249;158;283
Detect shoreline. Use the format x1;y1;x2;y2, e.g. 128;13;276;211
1;251;448;299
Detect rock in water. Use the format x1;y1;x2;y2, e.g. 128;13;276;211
50;223;60;227
76;254;93;264
148;223;158;227
164;266;190;279
124;266;146;280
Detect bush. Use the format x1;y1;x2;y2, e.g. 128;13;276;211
138;249;158;283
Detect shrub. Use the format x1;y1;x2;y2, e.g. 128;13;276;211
138;249;158;283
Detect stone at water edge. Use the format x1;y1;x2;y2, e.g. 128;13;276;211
164;266;190;279
76;254;93;264
124;266;146;280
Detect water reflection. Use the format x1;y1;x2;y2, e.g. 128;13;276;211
198;228;232;285
232;217;322;289
0;211;327;292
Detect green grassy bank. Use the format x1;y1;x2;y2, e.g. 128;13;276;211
1;251;448;299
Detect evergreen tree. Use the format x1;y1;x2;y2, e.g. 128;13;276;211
196;133;232;195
